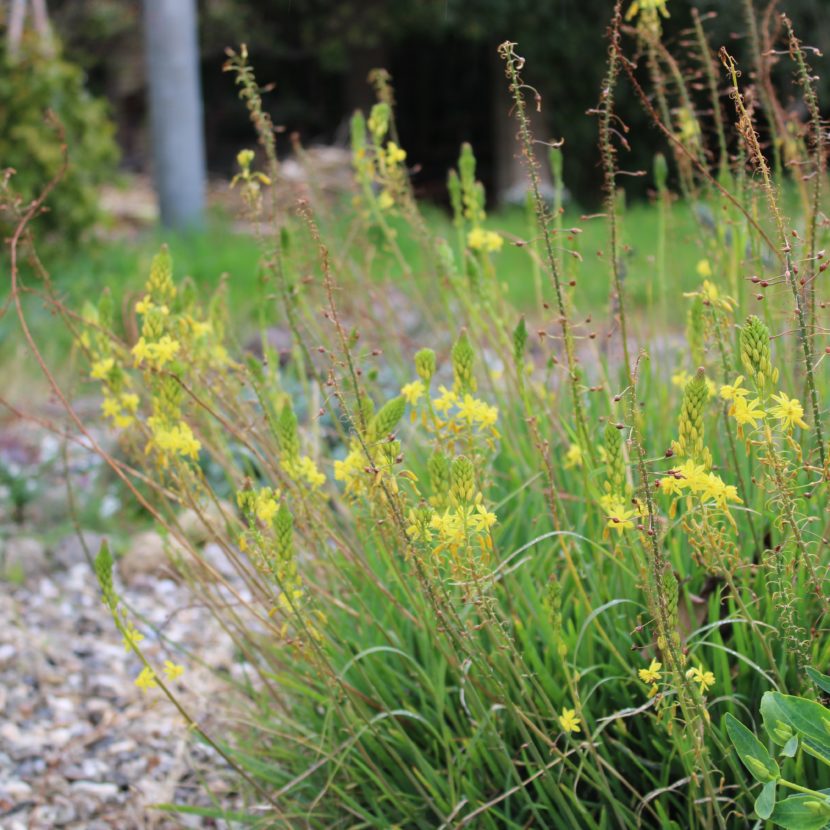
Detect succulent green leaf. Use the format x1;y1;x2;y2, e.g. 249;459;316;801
725;713;780;783
755;780;777;820
769;794;830;830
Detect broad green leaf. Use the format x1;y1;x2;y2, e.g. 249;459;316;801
807;668;830;696
761;692;830;751
755;780;776;820
770;794;830;830
762;691;797;747
725;713;780;783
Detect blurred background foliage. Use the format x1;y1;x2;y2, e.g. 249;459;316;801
0;29;118;243
2;0;828;234
44;0;830;207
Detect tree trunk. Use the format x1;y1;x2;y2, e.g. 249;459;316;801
143;0;205;229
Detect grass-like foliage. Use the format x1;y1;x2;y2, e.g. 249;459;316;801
6;2;830;827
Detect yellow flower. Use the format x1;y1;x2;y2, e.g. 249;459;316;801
291;456;325;489
467;228;504;253
132;335;181;369
559;708;582;734
719;376;749;402
638;658;662;685
564;443;583;470
730;396;766;431
377;189;394;210
150;335;180;367
401;380;425;405
163;660;184;681
699;472;742;509
686;664;715;694
148;419;201;461
675;459;708;492
433;385;458;415
90;357;115;381
658;474;684;497
254;488;280;524
769;391;809;431
121;623;145;652
469;496;497;533
385;141;407;165
606;505;636;535
696;259;712;278
134;666;157;691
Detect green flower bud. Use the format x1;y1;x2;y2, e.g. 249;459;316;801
603;422;626;497
148;245;175;303
428;450;450;507
367;102;390;142
278;402;300;464
447;169;463;228
740;315;779;391
93;540;117;611
450;455;476;505
274;504;293;561
414;348;436;383
370;395;405;440
451;330;475;394
677;368;708;461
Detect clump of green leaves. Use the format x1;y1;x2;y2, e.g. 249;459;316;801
0;36;118;244
725;674;830;827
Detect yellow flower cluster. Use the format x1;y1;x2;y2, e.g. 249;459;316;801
430;386;499;442
659;459;741;511
334;446;368;496
721;375;809;435
132;334;181;370
101;391;139;428
467;227;504;254
408;492;497;559
146;417;201;464
134;660;185;693
284;455;326;490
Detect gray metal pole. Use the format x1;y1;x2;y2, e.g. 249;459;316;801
143;0;205;229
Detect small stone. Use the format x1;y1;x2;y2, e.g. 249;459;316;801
175;500;233;546
1;536;48;582
118;530;183;585
69;780;120;801
0;778;32;801
0;642;17;667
